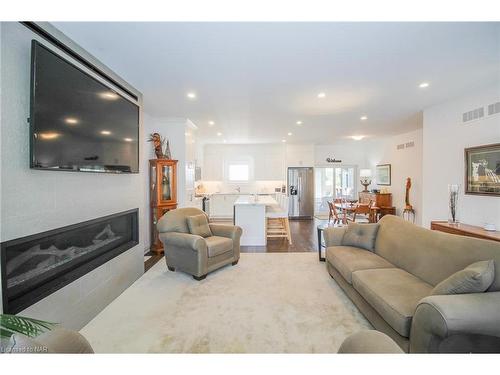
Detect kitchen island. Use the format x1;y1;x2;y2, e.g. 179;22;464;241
234;195;279;246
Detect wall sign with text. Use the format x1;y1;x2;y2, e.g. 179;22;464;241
326;157;342;163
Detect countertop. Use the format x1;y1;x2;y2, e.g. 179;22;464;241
234;195;278;206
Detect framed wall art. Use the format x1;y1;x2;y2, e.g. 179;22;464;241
465;143;500;196
376;164;391;186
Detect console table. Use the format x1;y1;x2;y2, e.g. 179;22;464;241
431;221;500;243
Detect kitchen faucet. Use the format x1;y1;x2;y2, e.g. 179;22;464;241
235;186;241;193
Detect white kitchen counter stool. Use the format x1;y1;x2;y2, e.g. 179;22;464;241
265;196;292;244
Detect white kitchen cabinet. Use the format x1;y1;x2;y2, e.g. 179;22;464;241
203;153;223;180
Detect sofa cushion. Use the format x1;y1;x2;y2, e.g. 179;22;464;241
326;246;395;284
187;214;213;238
352;268;433;337
431;260;495;296
342;223;380;251
205;236;233;257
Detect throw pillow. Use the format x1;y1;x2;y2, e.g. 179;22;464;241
431;260;495;295
186;214;212;238
341;222;380;251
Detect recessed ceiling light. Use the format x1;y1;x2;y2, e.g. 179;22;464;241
64;117;79;125
217;132;222;136
208;121;215;126
418;82;430;88
99;91;119;100
223;139;227;143
351;135;364;141
296;121;303;125
288;132;293;136
38;132;60;140
186;92;197;99
317;92;326;99
185;132;191;136
100;130;111;135
282;139;286;143
124;138;133;142
360;116;368;121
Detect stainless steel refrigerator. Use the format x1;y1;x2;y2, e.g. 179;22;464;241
287;167;314;219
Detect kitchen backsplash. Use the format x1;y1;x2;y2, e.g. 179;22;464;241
197;180;285;194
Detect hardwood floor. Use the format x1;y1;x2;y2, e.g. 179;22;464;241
144;252;163;272
241;218;325;253
144;218;326;272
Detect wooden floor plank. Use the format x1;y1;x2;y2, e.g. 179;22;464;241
144;218;326;272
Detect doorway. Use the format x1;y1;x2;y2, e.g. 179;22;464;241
314;166;357;214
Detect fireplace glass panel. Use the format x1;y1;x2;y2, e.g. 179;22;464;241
1;210;138;313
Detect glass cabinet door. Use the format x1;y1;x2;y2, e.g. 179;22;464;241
161;164;173;202
150;164;157;205
158;164;175;204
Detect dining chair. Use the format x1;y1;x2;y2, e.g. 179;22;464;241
351;200;372;223
328;201;343;224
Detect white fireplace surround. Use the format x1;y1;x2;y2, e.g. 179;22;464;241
0;22;146;329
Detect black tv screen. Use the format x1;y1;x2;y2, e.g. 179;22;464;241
30;40;139;173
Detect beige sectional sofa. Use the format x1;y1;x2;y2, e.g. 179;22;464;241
324;215;500;353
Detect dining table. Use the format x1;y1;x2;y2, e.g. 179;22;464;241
334;202;358;223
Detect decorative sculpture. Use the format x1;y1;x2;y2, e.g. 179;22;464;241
402;177;416;223
147;132;167;159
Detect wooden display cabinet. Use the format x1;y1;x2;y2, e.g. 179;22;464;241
149;159;178;253
359;192;392;207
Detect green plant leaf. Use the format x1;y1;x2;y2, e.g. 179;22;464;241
0;314;58;338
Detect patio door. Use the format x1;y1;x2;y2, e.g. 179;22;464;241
314;166;356;214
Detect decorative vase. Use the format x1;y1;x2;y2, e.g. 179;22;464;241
448;184;460;224
164;140;172;159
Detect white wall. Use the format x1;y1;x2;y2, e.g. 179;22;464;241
314;140;377;197
0;23;145;326
366;129;423;224
422;85;500;228
286;144;315;167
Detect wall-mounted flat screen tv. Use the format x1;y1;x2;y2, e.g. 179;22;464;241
30;40;139;173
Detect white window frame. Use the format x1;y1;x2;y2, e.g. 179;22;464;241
224;157;254;184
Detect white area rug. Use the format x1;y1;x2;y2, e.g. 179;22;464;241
81;253;371;353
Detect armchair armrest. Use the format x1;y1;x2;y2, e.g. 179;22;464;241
410;292;500;353
209;224;242;260
323;226;347;247
209;224;242;241
161;232;207;253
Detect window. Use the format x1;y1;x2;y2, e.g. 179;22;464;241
224;157;253;183
228;163;250;182
314;166;357;213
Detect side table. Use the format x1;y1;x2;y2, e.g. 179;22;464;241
317;222;344;262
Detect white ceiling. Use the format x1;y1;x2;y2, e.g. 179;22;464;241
53;22;500;144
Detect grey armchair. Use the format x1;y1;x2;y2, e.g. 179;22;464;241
157;207;242;280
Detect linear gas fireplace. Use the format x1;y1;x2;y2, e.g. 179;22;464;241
1;209;138;314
